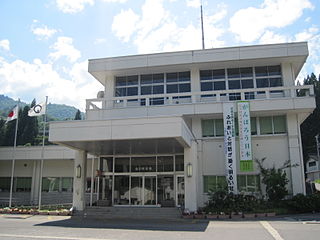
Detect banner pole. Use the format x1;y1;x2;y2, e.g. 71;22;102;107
38;96;48;210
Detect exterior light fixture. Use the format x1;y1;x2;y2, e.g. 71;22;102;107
76;164;82;178
186;163;193;177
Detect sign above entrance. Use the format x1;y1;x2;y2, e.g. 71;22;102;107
223;103;238;194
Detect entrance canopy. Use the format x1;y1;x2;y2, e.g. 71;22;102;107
49;116;193;155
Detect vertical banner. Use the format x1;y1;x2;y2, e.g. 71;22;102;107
223;103;238;194
237;101;253;172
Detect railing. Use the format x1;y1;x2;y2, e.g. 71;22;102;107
86;85;314;110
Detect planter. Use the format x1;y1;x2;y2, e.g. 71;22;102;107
243;213;255;219
266;212;276;217
194;214;205;219
39;211;49;215
255;213;266;218
218;214;230;220
231;214;243;219
59;211;70;216
206;214;218;219
48;211;58;215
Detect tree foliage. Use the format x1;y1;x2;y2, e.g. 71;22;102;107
74;109;82;120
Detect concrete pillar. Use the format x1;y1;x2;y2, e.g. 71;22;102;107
281;62;294;87
105;74;115;109
287;113;306;195
73;150;87;211
184;141;198;212
30;160;41;205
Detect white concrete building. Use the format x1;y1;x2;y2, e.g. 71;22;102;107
0;42;315;212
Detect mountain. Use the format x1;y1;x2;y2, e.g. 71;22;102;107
0;95;82;120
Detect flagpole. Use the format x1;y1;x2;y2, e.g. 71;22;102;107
38;96;48;210
9;99;20;208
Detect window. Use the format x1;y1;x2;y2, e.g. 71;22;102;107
259;116;286;135
255;65;282;88
141;73;164;105
157;156;173;172
203;176;227;193
237;175;260;193
200;69;226;92
131;157;156;172
61;177;73;192
16;177;32;192
175;155;184;171
227;67;254;90
115;75;139;97
42;177;60;192
115;157;130;173
309;161;316;167
166;71;191;93
0;177;11;192
202;119;224;137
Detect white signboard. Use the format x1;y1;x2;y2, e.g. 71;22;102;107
223;103;238;194
237;101;253;172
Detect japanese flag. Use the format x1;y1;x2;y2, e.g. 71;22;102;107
6;106;18;123
28;102;46;117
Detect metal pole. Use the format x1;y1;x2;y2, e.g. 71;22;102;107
90;157;95;206
9;100;20;208
38;96;48;210
200;2;205;49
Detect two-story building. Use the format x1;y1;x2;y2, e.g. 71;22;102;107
49;42;315;212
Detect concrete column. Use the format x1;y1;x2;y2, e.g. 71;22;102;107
191;67;200;103
73;150;87;211
30;160;41;205
105;74;115;109
281;62;294;87
184;141;198;212
287;113;306;195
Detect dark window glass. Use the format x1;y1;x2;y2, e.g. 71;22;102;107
240;67;253;78
201;82;213;91
227;68;240;78
179;83;191;92
127;75;138;85
270;78;282;87
115;76;126;86
167;72;178;82
212;69;225;79
115;88;126;97
151;98;164;105
214;81;226;90
141;74;152;84
141;86;151;95
127;87;138;96
200;70;212;80
255;66;268;77
229;93;241;101
228;80;241;89
179;71;190;82
268;65;281;76
153;73;164;83
256;78;269;88
153;85;164;94
167;84;178;93
241;79;254;88
245;92;255;99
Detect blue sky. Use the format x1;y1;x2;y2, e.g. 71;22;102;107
0;0;319;110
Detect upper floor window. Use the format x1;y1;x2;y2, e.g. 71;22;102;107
255;65;282;88
140;74;164;95
166;71;191;93
227;67;254;90
115;75;139;97
200;69;226;91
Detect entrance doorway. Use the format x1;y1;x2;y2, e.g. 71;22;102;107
130;175;156;206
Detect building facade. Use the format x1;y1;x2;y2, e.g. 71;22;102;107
43;42;314;211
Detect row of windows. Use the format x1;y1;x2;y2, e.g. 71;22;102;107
203;175;260;193
202;115;286;137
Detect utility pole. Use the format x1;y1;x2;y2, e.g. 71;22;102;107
200;1;205;49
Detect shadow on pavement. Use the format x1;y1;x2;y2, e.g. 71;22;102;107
35;218;209;232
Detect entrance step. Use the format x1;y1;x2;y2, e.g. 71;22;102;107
77;206;182;220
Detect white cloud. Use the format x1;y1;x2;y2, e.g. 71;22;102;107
0;39;10;51
56;0;94;14
186;0;201;8
259;31;288;44
31;25;57;40
229;0;314;42
94;38;107;44
100;0;127;2
49;37;81;63
112;0;226;53
0;57;102;111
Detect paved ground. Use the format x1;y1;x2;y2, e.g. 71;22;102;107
0;213;319;240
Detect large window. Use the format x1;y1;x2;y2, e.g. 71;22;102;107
203;176;227;193
115;75;139;97
255;65;282;88
202;119;224;137
200;69;226;91
140;73;164;105
237;175;260;193
0;177;32;192
259;116;286;135
166;71;191;93
42;177;73;192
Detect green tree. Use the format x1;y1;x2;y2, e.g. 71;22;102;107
0;119;5;145
74;109;82;120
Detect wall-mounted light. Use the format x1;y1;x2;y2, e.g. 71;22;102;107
186;163;193;177
76;164;82;178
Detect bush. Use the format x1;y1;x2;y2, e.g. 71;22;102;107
286;193;320;213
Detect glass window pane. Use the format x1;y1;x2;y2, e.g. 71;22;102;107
179;71;190;82
0;177;10;191
237;175;247;192
102;157;113;172
115;87;126;97
115;157;130;173
240;67;253;78
255;66;268;77
260;117;273;134
61;177;73;192
251;117;257;135
268;65;281;76
16;177;32;192
227;68;240;78
216;176;227;190
153;85;164;94
179;83;191;92
270;77;282;87
201;82;213;91
200;70;212;80
114;176;129;205
215;119;224;136
202;119;214;137
256;78;269;88
141;86;152;95
127;87;138;96
157;156;173;172
42;177;59;192
203;176;216;193
141;74;152;84
127;75;138;85
166;72;178;82
115;76;126;86
175;155;184;171
212;69;225;79
241;79;254;89
167;84;178;93
273;116;286;134
214;81;226;90
131;157;156;172
228;80;241;89
153;73;164;83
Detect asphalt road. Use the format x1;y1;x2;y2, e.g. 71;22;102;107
0;214;319;240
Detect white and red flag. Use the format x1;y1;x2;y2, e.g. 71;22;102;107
6;106;18;123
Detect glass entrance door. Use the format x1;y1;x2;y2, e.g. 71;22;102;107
144;176;156;205
176;176;185;207
130;175;157;206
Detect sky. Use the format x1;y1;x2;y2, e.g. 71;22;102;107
0;0;320;111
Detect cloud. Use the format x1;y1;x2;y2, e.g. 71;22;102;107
55;0;94;14
229;0;314;42
100;0;127;2
186;0;201;8
49;37;81;63
112;0;227;53
0;57;102;111
0;39;10;51
94;38;107;44
31;25;58;40
259;31;288;44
